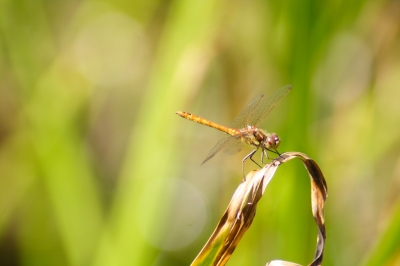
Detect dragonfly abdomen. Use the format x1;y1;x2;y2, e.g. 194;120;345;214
176;111;239;136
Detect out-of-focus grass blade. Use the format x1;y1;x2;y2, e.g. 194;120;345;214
190;152;328;266
361;199;400;266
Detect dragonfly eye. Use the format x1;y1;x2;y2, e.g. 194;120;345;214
267;133;280;149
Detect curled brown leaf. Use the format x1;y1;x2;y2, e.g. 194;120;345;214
191;152;328;266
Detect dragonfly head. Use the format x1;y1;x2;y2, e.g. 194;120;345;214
266;133;280;149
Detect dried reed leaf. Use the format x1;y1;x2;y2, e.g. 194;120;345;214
190;152;328;266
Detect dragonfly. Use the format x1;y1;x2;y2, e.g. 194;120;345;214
176;84;292;175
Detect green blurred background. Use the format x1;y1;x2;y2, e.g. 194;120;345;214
1;0;400;265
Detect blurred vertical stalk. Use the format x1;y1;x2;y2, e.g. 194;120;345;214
93;1;222;265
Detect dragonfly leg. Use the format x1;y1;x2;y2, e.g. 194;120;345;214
261;148;281;163
249;149;262;168
265;148;280;156
261;148;270;164
242;148;261;176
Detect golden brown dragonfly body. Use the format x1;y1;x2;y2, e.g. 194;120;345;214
176;84;292;174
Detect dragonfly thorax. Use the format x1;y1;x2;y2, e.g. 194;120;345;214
239;126;280;150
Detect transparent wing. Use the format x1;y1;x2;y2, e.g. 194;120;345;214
229;94;264;129
201;136;243;165
223;137;245;155
229;84;292;129
250;84;292;126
